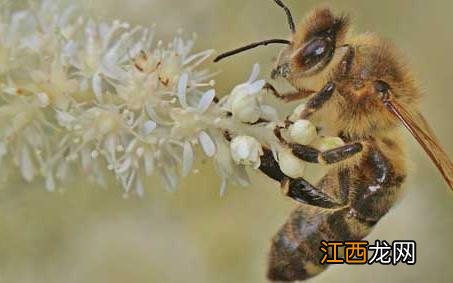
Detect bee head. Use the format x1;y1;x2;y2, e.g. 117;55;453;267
214;2;351;92
272;8;350;90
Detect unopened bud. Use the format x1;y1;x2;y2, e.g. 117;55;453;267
231;93;262;123
278;149;306;178
313;136;345;151
289;119;317;145
230;136;263;169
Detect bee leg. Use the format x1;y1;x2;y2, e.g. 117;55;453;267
259;148;286;182
290;142;364;164
264;82;314;102
273;124;289;144
299;81;336;119
284;142;364;207
259;148;343;208
283;177;343;209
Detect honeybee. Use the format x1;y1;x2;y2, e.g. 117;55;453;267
215;0;453;281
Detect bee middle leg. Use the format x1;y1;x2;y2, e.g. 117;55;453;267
289;142;364;164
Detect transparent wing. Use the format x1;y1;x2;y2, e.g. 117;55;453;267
384;99;453;190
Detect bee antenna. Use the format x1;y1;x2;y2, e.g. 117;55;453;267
213;39;291;62
273;0;296;33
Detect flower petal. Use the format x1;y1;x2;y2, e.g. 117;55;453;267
247;63;260;83
92;72;103;101
183;49;214;66
247;79;265;94
182;141;194;177
20;145;35;182
177;73;189;108
143;120;157;135
197;89;215;113
199;131;216;157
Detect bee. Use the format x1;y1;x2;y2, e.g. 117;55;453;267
215;0;453;281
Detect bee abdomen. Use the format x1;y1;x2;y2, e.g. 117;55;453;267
267;208;372;282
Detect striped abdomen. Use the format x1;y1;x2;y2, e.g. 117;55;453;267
267;149;406;281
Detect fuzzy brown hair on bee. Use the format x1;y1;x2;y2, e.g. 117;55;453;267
215;0;453;282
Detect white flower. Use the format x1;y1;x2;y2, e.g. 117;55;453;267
278;148;306;179
230;136;263;169
231;92;262;123
226;64;265;123
0;1;220;194
312;136;345;151
0;1;337;196
289;119;317;145
199;131;216;157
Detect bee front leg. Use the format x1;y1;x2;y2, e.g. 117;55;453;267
299;81;336;119
264;82;314;102
270;82;337;144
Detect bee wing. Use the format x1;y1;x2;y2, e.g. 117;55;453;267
384;99;453;190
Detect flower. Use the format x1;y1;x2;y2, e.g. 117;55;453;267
0;0;335;197
225;64;266;123
289;119;317;145
278;148;306;179
230;136;263;169
312;136;345;151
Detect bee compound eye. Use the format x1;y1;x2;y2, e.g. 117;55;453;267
300;38;329;68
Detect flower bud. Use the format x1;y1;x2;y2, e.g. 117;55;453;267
227;77;265;123
313;136;345;151
230;136;263;169
289;119;317;145
278;149;306;178
231;92;262;123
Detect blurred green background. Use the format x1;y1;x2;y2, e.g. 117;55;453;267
0;0;452;282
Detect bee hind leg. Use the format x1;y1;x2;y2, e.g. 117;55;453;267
259;148;344;209
282;177;344;209
259;148;286;182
